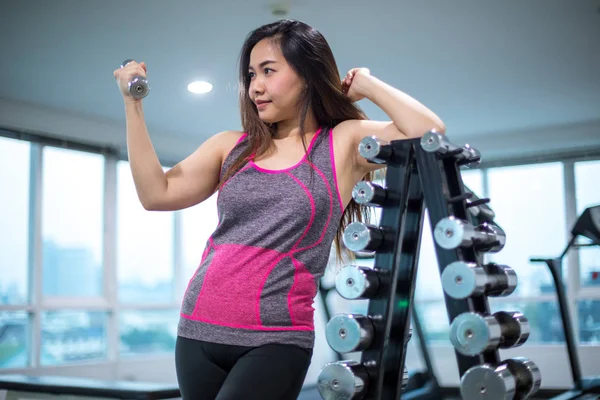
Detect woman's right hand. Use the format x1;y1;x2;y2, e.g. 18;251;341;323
113;60;147;100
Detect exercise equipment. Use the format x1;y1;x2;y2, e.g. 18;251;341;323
352;182;387;207
326;314;375;353
450;311;529;356
433;216;505;253
460;358;541;400
335;265;381;300
441;261;517;299
317;130;541;399
120;59;149;99
530;205;600;400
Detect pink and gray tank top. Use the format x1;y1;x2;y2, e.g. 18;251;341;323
177;127;345;349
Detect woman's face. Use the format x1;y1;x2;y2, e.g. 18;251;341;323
248;38;305;124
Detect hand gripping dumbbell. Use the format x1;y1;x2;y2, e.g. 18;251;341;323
335;265;380;300
352;181;387;207
120;59;149;99
318;360;369;400
420;130;481;168
460;357;541;400
343;222;385;252
441;261;517;299
326;314;375;354
358;136;393;164
450;311;530;356
434;216;506;253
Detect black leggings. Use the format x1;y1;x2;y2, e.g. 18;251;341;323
175;336;313;400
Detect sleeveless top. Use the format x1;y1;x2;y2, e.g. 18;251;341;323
177;127;346;349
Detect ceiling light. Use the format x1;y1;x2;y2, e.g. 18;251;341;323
188;81;213;94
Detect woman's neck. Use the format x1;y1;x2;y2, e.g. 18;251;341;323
273;114;319;140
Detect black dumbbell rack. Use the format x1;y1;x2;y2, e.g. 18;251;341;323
318;132;541;400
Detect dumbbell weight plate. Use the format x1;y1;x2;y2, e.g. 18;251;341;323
434;217;471;250
357;136;391;164
352;181;386;206
460;364;516;400
342;222;384;252
441;261;487;299
335;265;378;300
420;131;445;153
317;361;368;400
326;314;374;354
450;312;501;356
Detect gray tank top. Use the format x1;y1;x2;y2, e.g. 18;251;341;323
177;127;345;349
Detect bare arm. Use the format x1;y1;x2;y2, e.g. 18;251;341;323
115;60;241;211
338;68;446;178
125;101;239;211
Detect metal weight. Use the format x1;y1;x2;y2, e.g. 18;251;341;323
317;361;369;400
352;181;387;207
121;59;149;99
441;261;518;299
358;136;392;164
343;222;385;252
335;265;380;300
326;314;375;353
460;363;517;400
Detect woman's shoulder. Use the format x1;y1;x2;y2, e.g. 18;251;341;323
208;130;248;155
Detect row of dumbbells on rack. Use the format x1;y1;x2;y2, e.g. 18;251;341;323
422;132;542;400
317;262;412;399
317;132;542;400
317;135;423;399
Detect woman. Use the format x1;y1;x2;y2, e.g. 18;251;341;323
114;19;444;400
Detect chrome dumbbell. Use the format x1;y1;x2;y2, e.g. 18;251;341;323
326;314;375;353
434;216;506;253
343;222;385;252
460;358;541;400
441;261;517;299
420;130;481;168
450;311;530;356
358;136;393;164
120;59;149;99
335;265;380;300
352;181;387;207
318;360;369;400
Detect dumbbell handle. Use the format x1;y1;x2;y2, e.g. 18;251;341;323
495;311;530;348
484;263;517;297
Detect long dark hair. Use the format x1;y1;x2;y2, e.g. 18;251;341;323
219;19;373;264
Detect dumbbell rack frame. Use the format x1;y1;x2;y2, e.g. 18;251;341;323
356;137;501;399
358;140;424;400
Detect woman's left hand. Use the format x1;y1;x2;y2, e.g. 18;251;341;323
342;67;373;102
